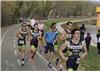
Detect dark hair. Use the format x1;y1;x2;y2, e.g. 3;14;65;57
87;33;90;35
66;21;72;25
51;22;56;26
34;23;38;27
71;28;80;35
21;22;26;26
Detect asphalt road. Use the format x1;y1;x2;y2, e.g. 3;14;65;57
1;24;57;71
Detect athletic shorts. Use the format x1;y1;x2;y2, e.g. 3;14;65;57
66;56;79;70
44;43;55;53
30;39;38;48
18;45;26;48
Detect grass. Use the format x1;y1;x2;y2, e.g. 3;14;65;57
80;46;100;71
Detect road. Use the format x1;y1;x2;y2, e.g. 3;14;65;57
1;24;57;71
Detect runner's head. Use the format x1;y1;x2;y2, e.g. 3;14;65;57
34;23;38;30
52;22;56;27
66;22;73;30
50;25;55;32
21;22;27;31
98;29;100;33
87;32;90;36
71;29;80;40
51;22;57;32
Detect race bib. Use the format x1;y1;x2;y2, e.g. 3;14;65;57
98;37;100;43
76;58;80;64
19;40;25;44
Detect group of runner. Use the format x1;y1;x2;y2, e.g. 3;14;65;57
15;17;88;71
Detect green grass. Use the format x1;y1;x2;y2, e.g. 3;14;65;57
80;46;100;71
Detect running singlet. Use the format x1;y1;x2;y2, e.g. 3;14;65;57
65;29;71;41
30;29;39;43
18;30;27;45
68;40;83;58
38;23;44;31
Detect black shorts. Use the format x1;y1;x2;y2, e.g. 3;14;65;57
63;47;68;53
44;43;55;53
30;39;38;48
66;56;79;70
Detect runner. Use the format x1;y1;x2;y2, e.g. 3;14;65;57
85;33;91;52
59;29;87;71
80;24;86;41
60;22;73;41
96;29;100;55
38;20;47;54
61;22;73;53
50;23;58;52
16;22;28;66
44;24;58;68
51;23;59;65
30;17;36;29
28;23;41;64
38;20;46;36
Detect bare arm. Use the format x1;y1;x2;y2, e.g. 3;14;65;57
15;30;22;38
27;30;32;41
59;40;68;61
81;41;88;58
59;31;68;40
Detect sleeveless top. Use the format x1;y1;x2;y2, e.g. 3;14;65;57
68;40;83;58
18;29;27;45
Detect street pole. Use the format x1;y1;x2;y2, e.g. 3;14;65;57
96;7;100;30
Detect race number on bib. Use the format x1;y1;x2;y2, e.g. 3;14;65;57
98;37;100;43
19;40;25;44
76;58;80;64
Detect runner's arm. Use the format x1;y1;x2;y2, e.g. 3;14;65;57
27;30;32;41
38;31;43;40
59;31;67;40
81;41;88;58
59;40;68;61
15;30;22;38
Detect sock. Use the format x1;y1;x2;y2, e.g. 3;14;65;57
22;58;24;61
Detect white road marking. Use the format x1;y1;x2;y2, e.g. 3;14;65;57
17;59;21;66
37;52;58;71
14;40;15;42
14;44;16;48
14;50;17;56
1;30;9;45
13;34;16;39
5;60;9;71
1;24;20;44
